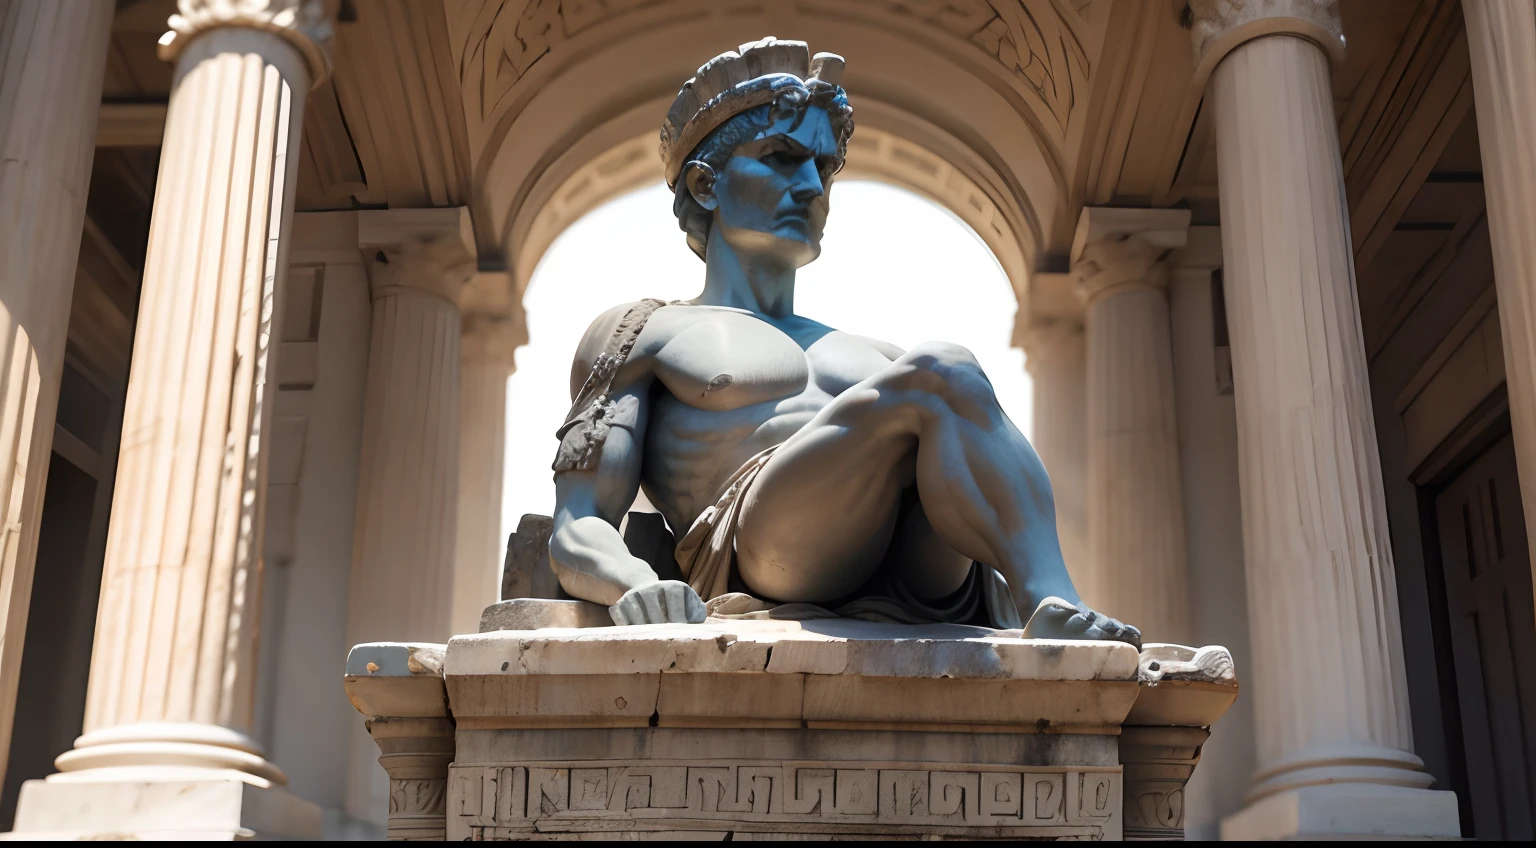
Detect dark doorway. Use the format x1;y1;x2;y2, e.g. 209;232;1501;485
1433;432;1536;839
0;452;108;828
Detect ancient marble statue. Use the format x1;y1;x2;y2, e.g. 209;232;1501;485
548;38;1139;646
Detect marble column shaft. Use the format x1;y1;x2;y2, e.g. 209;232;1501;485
347;209;474;648
1463;0;1536;608
0;0;114;787
1192;0;1456;836
1021;322;1089;595
1074;217;1191;646
452;314;517;635
66;9;329;783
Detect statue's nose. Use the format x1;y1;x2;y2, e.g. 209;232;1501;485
789;159;825;203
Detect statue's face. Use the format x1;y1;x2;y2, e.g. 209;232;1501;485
699;106;842;268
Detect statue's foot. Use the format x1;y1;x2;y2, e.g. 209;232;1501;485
1021;596;1142;649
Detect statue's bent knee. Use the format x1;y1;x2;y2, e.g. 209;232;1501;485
893;341;995;406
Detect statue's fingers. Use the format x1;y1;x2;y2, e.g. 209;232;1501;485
639;588;666;624
661;583;689;623
609;599;633;626
684;587;707;623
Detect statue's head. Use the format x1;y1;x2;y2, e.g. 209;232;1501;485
661;38;854;267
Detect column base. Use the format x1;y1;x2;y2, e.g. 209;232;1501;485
6;776;321;840
1220;785;1461;840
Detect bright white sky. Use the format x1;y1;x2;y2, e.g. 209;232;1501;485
500;180;1032;539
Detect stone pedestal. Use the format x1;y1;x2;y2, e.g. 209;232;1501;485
8;1;335;840
347;615;1238;841
1073;208;1192;645
344;644;454;841
1190;0;1460;839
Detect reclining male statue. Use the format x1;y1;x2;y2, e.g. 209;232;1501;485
547;37;1139;646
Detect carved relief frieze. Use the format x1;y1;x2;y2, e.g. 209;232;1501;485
463;0;667;126
447;760;1121;839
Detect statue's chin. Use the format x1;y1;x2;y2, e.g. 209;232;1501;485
718;226;822;269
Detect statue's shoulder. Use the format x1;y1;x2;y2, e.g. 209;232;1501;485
568;299;679;397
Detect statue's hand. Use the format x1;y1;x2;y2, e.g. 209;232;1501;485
608;580;707;625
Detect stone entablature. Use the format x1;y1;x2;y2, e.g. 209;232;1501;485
345;617;1237;841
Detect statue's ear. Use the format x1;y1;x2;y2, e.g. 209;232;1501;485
684;162;719;211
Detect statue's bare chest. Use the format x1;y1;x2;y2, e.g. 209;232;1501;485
649;311;889;412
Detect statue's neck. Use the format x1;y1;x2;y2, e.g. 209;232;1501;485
697;227;796;320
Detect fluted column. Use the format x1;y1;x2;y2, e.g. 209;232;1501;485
344;208;473;827
1072;208;1191;645
11;1;336;839
451;309;518;635
1464;1;1536;607
347;208;474;648
1020;320;1089;593
1190;0;1459;838
0;0;114;791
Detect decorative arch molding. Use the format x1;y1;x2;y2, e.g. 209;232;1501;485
453;0;1115;278
451;0;1100;164
508;121;1033;308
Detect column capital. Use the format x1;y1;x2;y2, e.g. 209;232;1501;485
1071;207;1190;307
1188;0;1345;87
1019;320;1083;374
160;0;339;85
462;310;525;372
359;207;477;306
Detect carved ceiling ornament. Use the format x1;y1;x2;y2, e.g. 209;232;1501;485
465;0;666;131
1187;0;1346;86
831;0;1090;137
159;0;339;84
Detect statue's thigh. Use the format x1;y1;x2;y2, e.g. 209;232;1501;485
735;400;915;602
882;490;975;601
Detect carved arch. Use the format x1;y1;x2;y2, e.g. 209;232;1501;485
450;0;1111;308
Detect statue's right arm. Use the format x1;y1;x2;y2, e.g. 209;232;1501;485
547;303;659;605
547;376;659;606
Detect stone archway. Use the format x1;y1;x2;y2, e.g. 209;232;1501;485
448;0;1116;308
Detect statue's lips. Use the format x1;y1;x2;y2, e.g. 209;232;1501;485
776;212;810;227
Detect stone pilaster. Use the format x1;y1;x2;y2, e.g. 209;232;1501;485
1190;0;1459;838
10;1;337;840
345;208;474;826
0;0;114;791
1020;319;1089;593
1463;0;1536;612
1072;208;1191;646
452;302;520;635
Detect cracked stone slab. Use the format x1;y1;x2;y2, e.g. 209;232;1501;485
442;619;1142;730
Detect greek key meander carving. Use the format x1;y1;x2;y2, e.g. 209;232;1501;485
462;1;1089;136
447;760;1120;838
1125;782;1184;838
